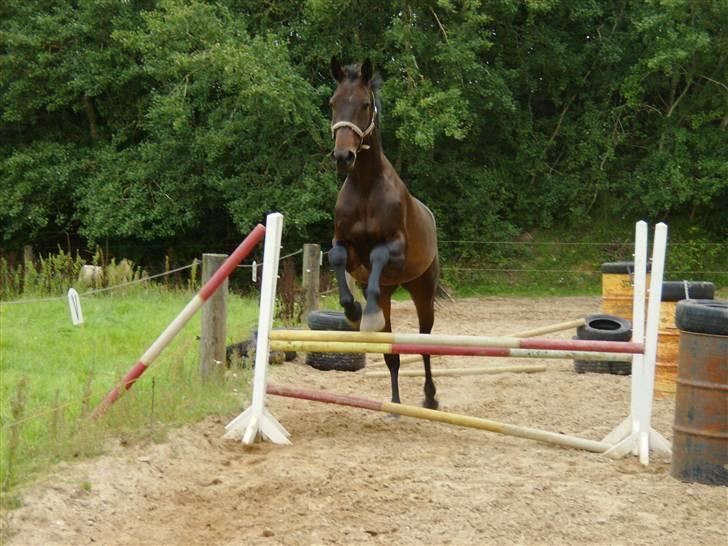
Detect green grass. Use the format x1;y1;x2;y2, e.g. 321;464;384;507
0;286;259;491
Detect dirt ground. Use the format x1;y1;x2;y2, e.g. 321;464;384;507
2;297;726;546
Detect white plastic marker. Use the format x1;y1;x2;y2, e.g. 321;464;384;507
68;288;84;326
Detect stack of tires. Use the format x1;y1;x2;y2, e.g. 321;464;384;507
573;314;632;375
305;310;366;372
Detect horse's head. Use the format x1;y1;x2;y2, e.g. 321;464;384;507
329;57;379;172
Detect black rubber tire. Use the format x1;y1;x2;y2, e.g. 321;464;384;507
574;360;631;375
307;310;357;331
305;310;364;371
675;299;728;336
661;281;715;302
576;314;632;342
305;352;365;372
601;261;651;274
284;350;297;362
251;328;298;362
225;340;253;367
571;337;631;375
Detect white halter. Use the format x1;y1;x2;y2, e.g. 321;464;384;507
331;103;378;151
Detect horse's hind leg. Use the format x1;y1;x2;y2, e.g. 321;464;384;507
403;260;439;410
329;243;362;327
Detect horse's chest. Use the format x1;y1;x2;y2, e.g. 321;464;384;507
336;205;386;242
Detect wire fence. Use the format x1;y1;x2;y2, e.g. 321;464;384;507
0;249;305;306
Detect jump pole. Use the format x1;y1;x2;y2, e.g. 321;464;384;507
267;383;610;453
364;365;546;377
90;223;267;419
508;318;586;338
269;339;634;362
366;319;587;365
268;330;644;354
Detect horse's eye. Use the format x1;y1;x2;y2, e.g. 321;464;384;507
362;103;371;111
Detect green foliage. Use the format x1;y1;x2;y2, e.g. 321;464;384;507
1;0;726;263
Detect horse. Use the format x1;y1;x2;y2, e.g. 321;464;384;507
328;57;440;410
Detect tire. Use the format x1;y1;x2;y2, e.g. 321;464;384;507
306;309;364;371
601;261;651;274
307;310;356;331
225;341;285;368
251;328;298;362
661;281;715;302
571;336;631;375
576;314;632;342
675;299;728;336
574;360;631;375
305;352;365;372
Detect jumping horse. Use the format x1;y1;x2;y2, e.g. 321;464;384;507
328;58;440;410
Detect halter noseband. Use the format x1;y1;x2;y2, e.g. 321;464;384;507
330;101;378;151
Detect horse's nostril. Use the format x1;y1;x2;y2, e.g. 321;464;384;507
333;150;356;166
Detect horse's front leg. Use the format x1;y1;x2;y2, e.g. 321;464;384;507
360;239;405;332
329;242;362;327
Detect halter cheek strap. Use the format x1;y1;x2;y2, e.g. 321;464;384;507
331;104;378;151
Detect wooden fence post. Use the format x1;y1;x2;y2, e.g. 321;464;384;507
23;245;34;267
200;253;228;381
302;243;320;320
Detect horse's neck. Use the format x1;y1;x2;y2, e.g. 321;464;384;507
349;130;387;188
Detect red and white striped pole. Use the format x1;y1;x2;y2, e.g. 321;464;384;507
91;223;266;418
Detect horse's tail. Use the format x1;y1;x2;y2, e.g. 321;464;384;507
435;280;454;304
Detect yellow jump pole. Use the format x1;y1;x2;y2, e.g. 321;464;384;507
268;340;634;362
266;383;610;453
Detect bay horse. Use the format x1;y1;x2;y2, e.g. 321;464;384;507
328;57;440;410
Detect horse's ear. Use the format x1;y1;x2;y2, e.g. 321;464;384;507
361;58;373;83
331;56;344;82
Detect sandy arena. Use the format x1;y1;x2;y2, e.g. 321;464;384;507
2;296;726;545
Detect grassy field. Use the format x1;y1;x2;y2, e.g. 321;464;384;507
0;286;260;494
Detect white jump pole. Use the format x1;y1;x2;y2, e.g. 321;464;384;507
224;213;290;445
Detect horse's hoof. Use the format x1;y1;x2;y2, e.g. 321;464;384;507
344;302;362;328
360;310;385;332
345;317;361;329
423;398;439;410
